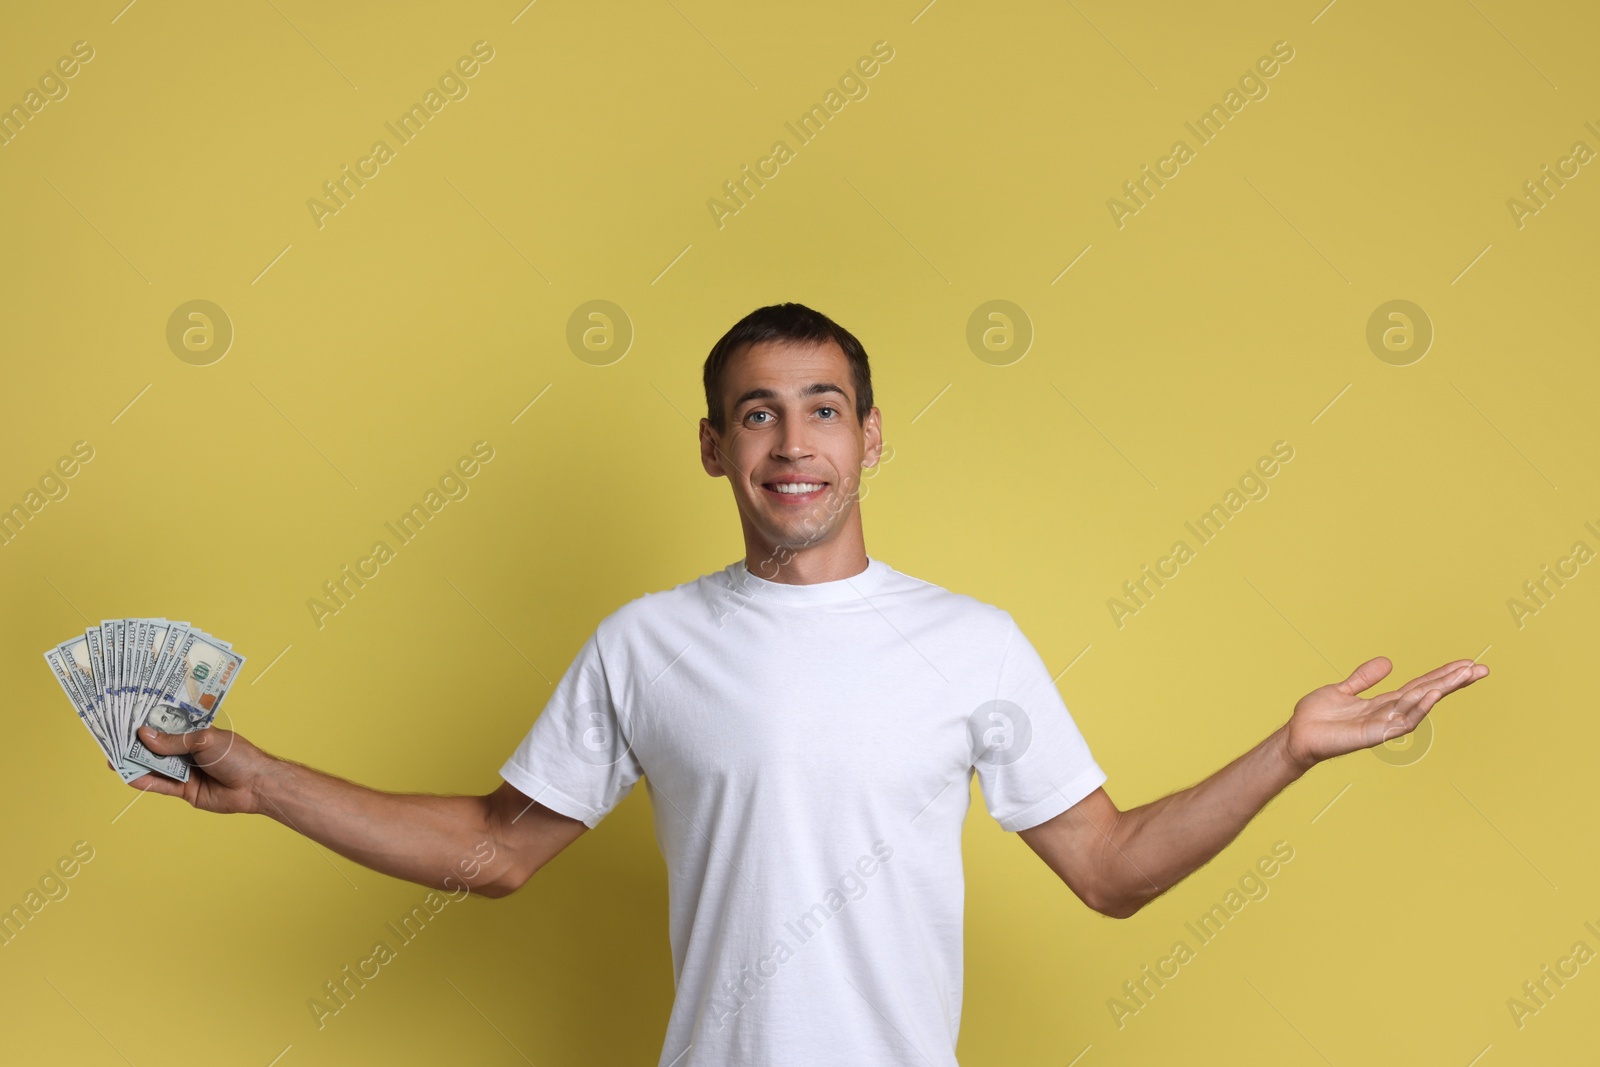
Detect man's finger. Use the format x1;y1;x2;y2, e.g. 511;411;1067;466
1337;656;1392;695
138;725;217;756
1396;659;1480;698
1384;667;1478;732
127;772;183;797
1416;663;1485;702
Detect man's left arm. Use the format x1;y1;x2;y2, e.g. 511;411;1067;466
1018;655;1488;918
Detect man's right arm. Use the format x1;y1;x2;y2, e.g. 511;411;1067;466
127;723;588;898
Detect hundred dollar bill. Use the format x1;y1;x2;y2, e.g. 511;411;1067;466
45;645;150;782
45;619;246;784
111;619;128;758
84;627;112;759
120;619;139;752
138;622;185;730
125;625;197;780
58;635;111;753
106;620;149;780
125;619;172;758
100;621;115;756
125;623;194;780
123;620;143;754
160;628;243;723
122;618;161;759
113;618;144;774
97;621;115;759
126;628;245;781
136;621;161;744
44;647;111;762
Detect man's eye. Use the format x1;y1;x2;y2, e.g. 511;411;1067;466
747;411;770;424
817;407;837;418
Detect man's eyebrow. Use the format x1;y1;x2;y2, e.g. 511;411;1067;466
732;382;850;412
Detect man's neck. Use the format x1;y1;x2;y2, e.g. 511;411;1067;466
744;542;870;585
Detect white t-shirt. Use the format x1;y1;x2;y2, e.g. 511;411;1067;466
500;556;1107;1066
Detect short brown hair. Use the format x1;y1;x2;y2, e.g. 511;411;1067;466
702;303;874;435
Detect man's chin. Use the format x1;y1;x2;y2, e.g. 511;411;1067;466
772;524;839;553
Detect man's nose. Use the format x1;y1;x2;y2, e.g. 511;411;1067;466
773;419;813;458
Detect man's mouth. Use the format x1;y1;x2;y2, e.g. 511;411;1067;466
761;479;829;502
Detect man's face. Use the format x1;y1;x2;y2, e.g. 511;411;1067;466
700;339;882;566
146;704;189;733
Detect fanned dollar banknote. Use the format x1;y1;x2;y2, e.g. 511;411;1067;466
43;620;245;782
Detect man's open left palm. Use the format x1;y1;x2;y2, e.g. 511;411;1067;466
1284;656;1489;771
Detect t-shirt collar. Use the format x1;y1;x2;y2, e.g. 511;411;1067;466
727;556;891;604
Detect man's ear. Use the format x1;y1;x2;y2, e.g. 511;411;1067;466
860;406;883;469
699;418;726;478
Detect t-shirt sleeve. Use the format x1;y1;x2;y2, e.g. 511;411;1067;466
972;612;1107;832
498;626;643;829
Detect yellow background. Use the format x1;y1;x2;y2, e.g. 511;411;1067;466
3;1;1596;1063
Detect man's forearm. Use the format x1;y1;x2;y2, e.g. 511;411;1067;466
254;757;510;894
1097;725;1308;916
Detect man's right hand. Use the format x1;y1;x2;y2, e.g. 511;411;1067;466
125;725;274;816
120;724;589;897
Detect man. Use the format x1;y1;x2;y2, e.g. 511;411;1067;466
131;302;1489;1065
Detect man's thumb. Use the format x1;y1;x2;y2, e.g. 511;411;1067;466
139;725;214;755
1337;655;1392;695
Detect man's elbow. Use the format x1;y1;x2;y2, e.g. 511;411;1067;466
1088;887;1144;920
1097;898;1142;920
472;862;537;899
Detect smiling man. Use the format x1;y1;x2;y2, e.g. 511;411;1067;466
130;302;1489;1066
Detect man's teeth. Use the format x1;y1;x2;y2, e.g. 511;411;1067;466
771;482;825;494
